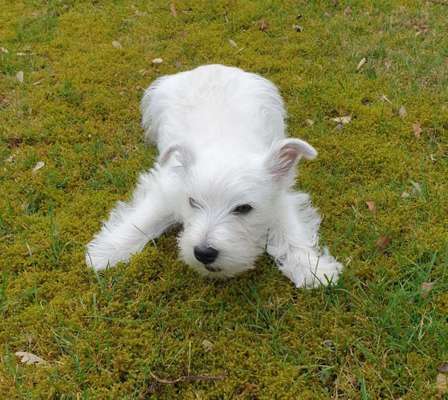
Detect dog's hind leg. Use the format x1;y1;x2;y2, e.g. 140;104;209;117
266;192;343;288
86;165;179;270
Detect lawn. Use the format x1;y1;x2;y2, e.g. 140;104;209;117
1;0;448;398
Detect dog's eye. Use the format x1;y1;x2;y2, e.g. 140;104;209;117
232;204;253;215
189;197;201;209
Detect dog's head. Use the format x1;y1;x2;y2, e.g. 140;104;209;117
160;138;317;278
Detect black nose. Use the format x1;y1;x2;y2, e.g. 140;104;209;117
194;245;219;265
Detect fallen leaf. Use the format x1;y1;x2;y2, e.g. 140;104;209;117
410;181;422;195
0;47;8;53
258;19;269;32
16;71;24;83
15;351;47;365
413;123;422;138
436;373;447;396
305;119;314;126
376;236;391;251
112;40;122;49
401;191;410;198
331;115;351;124
365;201;375;212
384;60;392;70
420;282;435;298
438;363;448;373
202;339;214;352
293;24;303;32
32;161;45;173
151;58;163;65
357;57;367;71
228;39;237;48
170;3;177;17
344;6;352;16
398;105;407;119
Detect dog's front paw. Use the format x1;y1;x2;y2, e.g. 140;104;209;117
276;248;343;288
294;253;342;288
85;236;116;271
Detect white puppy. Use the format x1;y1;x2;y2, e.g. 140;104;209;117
86;64;342;287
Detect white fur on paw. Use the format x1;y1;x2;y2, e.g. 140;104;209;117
277;250;343;288
85;237;117;271
295;254;342;288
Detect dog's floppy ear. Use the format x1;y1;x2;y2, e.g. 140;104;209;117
266;138;317;179
159;143;194;169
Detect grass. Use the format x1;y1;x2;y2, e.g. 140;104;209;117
1;0;447;398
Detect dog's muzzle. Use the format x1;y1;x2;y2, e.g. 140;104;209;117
204;264;222;273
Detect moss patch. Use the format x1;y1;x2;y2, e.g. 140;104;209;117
1;0;447;398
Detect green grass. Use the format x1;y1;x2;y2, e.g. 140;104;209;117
1;0;447;398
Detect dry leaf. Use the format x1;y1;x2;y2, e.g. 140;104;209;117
365;201;375;212
436;373;447;396
331;115;351;124
357;57;367;71
344;6;352;16
258;19;269;32
15;351;47;365
413;123;422;138
151;58;163;65
410;181;422;195
228;39;237;48
202;339;214;352
170;3;177;17
305;119;314;126
16;71;24;83
398;105;407;118
401;191;410;198
112;41;122;49
32;161;45;173
438;363;448;373
0;47;8;54
293;24;303;32
420;282;435;298
376;236;391;251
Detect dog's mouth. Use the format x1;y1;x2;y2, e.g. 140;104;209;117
204;264;222;273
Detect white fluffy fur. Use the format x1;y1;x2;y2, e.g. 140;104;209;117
86;64;342;287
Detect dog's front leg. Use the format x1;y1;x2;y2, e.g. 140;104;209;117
266;192;343;288
86;165;180;270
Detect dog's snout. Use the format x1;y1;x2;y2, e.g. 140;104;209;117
194;245;219;265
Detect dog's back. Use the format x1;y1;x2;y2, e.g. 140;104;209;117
141;64;286;154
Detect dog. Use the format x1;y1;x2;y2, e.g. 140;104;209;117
85;64;342;287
